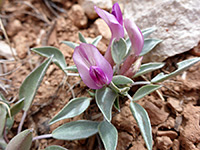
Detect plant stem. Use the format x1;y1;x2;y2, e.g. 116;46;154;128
126;93;133;101
131;81;151;86
17;110;27;134
32;134;53;141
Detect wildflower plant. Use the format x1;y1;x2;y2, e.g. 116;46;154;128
0;2;200;150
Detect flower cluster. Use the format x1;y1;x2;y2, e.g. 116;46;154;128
73;3;144;89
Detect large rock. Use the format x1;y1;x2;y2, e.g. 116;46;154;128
78;0;112;19
124;0;200;62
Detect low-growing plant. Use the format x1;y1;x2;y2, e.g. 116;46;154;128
0;2;200;150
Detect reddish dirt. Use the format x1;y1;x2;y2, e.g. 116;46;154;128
0;1;200;150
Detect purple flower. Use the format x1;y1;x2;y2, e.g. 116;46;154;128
94;3;124;66
120;19;144;75
94;3;124;40
124;19;144;56
73;43;113;89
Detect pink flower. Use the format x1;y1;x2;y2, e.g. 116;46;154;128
94;3;124;66
120;19;144;75
94;3;124;40
73;43;113;89
124;19;144;56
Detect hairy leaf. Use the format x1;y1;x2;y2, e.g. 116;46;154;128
19;57;52;111
49;97;91;125
130;102;152;150
6;129;33;150
98;121;118;150
95;87;118;122
52;120;99;140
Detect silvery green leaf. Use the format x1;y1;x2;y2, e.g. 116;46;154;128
19;57;52;111
113;96;120;112
112;75;134;87
130;102;152;150
142;27;157;39
10;98;24;116
132;85;162;101
31;46;68;74
111;38;127;64
52;120;99;140
6;129;33;150
134;62;165;78
78;32;87;43
151;57;200;83
49;97;91;125
65;65;78;72
0;137;7;150
140;38;162;56
61;41;79;49
95;87;118;122
0;105;7;136
92;35;102;46
98;121;118;150
45;145;68;150
0;93;8;104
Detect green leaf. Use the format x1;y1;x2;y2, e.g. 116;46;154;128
113;96;120;112
95;87;118;122
6;117;14;130
5;129;33;150
10;98;24;116
126;38;132;56
151;57;200;83
142;27;157;39
92;35;102;46
61;41;79;49
19;57;52;111
52;120;99;140
49;97;91;125
112;75;134;87
65;65;78;72
98;121;118;150
132;84;162;101
0;105;7;136
134;62;165;78
0;93;8;104
31;46;68;74
45;145;68;150
130;102;152;150
140;38;162;56
0;137;7;150
78;32;87;43
111;38;127;64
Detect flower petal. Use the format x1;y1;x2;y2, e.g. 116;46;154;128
73;43;113;89
111;3;123;26
94;6;124;40
124;19;144;56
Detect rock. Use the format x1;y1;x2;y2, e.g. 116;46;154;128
157;130;178;140
129;135;146;150
6;19;22;37
167;97;183;113
78;0;112;19
13;33;28;59
0;41;16;60
180;104;200;150
124;0;200;62
112;106;137;135
156;136;173;150
94;18;111;41
190;42;200;56
172;139;180;150
68;4;88;28
117;132;133;150
144;101;168;125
